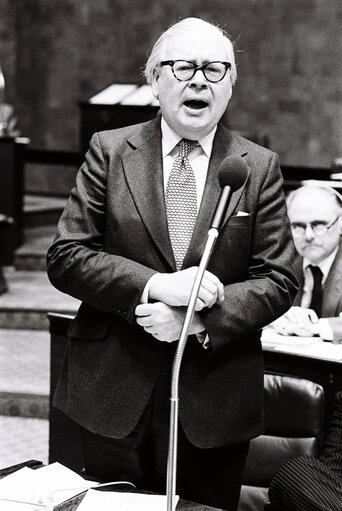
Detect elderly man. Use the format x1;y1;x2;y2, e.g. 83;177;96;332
271;185;342;342
47;18;297;511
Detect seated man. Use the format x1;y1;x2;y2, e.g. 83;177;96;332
271;185;342;342
268;390;342;510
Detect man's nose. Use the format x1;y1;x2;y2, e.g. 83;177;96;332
188;70;208;89
304;224;315;239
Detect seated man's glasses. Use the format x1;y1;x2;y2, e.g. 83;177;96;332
160;60;231;83
290;216;339;237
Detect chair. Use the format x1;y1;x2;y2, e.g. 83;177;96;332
238;373;325;511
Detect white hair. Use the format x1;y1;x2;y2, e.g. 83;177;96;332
287;184;342;215
144;18;237;86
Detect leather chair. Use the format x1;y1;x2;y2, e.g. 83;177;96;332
238;373;325;511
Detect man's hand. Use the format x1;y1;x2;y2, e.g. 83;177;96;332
272;306;319;337
148;267;224;311
135;302;205;342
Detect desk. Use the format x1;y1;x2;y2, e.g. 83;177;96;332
79;83;159;154
54;490;224;511
263;331;342;432
0;461;224;511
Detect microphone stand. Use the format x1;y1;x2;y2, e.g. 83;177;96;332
166;227;219;511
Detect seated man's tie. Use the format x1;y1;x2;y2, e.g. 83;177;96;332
166;139;197;270
309;265;323;317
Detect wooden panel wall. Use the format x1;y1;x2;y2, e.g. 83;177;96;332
0;0;341;192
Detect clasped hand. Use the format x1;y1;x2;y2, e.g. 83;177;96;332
135;267;224;343
272;306;319;337
148;266;224;311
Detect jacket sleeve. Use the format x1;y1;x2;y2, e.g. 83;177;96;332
46;133;157;323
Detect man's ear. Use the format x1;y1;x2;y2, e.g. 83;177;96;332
151;69;160;99
227;82;233;101
338;215;342;235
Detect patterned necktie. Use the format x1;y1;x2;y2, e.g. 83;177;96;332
166;138;197;270
309;265;323;317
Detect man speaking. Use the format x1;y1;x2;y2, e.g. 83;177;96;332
47;17;298;511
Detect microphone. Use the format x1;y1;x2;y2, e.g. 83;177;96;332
166;155;248;511
210;155;248;231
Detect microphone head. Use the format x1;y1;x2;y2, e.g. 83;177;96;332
218;155;248;191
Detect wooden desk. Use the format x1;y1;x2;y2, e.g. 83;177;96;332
54;490;224;511
0;461;224;511
79;100;159;154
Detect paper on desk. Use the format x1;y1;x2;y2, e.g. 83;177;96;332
33;462;96;505
262;328;342;360
0;462;96;508
0;467;39;507
261;328;318;346
77;489;179;511
274;341;342;360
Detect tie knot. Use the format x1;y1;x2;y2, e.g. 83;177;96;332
309;265;323;282
178;139;197;159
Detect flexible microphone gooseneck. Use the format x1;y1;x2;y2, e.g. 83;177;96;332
166;156;248;511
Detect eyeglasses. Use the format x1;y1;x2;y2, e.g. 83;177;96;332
160;60;231;83
290;216;339;237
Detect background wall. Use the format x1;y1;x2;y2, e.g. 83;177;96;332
0;0;341;191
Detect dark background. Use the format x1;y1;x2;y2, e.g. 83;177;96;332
0;0;341;194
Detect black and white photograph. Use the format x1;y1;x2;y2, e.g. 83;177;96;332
0;1;341;510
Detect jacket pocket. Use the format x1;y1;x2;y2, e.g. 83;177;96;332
228;214;251;228
67;302;112;340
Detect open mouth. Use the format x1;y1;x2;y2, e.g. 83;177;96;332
184;100;208;110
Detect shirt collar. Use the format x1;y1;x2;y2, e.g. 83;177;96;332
161;117;217;159
303;245;339;279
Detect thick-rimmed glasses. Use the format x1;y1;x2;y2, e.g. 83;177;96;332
160;60;231;83
291;216;339;237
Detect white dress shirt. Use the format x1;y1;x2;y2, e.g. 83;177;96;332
161;117;216;209
142;118;216;299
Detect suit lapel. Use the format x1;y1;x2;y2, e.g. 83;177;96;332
122;120;250;271
122;118;175;270
183;124;250;268
322;243;342;316
294;244;342;314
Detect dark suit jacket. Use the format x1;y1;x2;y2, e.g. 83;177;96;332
47;118;297;448
292;242;342;342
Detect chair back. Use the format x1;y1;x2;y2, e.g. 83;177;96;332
238;373;325;511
